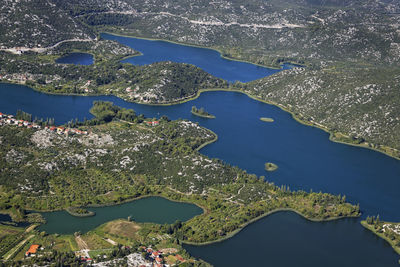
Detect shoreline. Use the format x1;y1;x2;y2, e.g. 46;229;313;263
190;110;216;119
1;80;398;161
182;208;360;246
99;31;304;70
27;193;207;221
183;88;400;161
195;131;218;152
360;221;400;255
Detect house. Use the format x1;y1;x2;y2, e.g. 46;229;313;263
49;126;56;132
151;251;160;258
175;255;184;262
56;127;65;134
145;121;159;126
0;112;3;118
25;244;40;257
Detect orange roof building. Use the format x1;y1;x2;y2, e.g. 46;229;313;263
25;244;40;256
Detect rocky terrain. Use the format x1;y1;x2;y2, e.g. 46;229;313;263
0;112;360;245
244;65;400;155
0;0;94;49
1;0;399;154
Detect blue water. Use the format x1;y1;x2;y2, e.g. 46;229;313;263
1;36;400;265
101;33;291;83
1;84;399;222
185;212;399;267
56;53;94;65
0;213;30;227
37;197;202;235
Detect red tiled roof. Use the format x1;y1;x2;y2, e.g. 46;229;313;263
175;255;184;261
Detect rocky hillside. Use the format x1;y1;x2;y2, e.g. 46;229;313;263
0;0;95;49
245;66;400;154
56;0;400;66
1;0;400;154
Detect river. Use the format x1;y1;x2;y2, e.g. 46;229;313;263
0;34;399;266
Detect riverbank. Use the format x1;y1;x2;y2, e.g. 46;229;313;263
361;221;400;255
3;79;399;161
195;130;218;152
182;208;360;246
188;88;400;161
99;31;302;70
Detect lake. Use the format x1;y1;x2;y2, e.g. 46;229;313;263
1;83;399;265
101;33;292;83
185;212;399;267
56;52;94;65
1;34;399;265
37;197;203;235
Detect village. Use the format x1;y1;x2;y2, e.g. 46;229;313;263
0;112;88;136
22;242;186;267
383;223;400;236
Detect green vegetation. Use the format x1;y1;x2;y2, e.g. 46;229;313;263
243;66;400;159
0;225;25;259
90;101;140;123
0;104;359;240
0;40;227;105
260;117;274;123
191;106;215;119
265;162;278;172
66;207;95;217
1;0;400;156
0;103;361;265
361;216;400;255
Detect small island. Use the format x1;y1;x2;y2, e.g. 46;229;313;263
191;106;216;119
66;207;96;217
265;162;278;171
260;117;274;122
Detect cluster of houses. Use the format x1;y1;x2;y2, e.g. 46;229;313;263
140;246;185;267
44;125;88;136
142;247;165;267
383;223;400;235
0;112;41;129
0;112;88;136
145;120;160;127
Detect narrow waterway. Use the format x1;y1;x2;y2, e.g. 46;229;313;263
37;197;202;235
